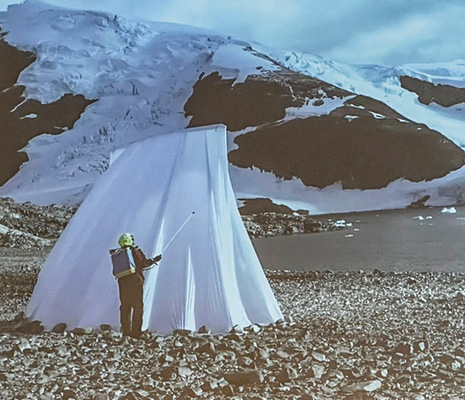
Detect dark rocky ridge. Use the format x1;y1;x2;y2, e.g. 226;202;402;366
229;96;464;190
242;213;332;238
0;36;96;186
185;67;465;190
0;34;35;90
400;75;465;107
185;69;350;132
239;198;342;238
239;198;295;215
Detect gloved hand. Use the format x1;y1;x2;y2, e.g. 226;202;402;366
153;254;162;263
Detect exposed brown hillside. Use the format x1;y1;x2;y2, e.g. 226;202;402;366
185;67;464;190
0;37;96;186
229;95;464;189
400;75;465;107
185;69;350;132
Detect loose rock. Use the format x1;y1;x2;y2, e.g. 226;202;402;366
224;369;264;385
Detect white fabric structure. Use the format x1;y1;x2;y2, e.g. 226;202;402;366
26;125;283;334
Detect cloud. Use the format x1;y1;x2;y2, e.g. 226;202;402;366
96;0;465;65
0;0;464;65
323;3;465;65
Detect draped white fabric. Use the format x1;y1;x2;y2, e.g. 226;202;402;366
26;125;283;334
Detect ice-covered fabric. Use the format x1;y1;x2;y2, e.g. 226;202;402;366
26;125;283;334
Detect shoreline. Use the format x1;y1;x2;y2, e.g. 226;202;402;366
253;206;465;273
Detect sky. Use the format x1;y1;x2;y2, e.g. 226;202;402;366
0;0;464;66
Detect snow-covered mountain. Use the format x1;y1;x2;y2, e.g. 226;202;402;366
1;0;465;214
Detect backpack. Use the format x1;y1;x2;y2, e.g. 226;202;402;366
110;247;136;278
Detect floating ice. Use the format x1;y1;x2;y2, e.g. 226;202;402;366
441;207;457;214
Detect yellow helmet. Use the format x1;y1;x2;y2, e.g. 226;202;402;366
118;233;134;248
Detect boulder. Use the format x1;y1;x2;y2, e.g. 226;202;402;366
224;369;264;385
52;323;67;333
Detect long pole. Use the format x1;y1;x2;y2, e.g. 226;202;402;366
144;212;196;272
161;211;196;254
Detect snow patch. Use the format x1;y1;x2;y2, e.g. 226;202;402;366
227;126;260;151
210;43;279;84
349;104;365;110
284;96;349;121
20;113;38;119
369;111;386;119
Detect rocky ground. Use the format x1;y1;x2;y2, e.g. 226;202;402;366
1;198;463;399
241;213;343;238
2;248;465;399
0;197;342;246
0;198;75;249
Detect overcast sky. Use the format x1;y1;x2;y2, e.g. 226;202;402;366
1;0;464;66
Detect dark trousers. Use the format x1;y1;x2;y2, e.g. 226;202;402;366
118;274;143;337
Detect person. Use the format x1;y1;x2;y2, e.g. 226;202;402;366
116;233;162;338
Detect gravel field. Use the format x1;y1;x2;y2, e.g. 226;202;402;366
2;249;465;399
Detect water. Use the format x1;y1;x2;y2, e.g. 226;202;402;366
253;206;465;272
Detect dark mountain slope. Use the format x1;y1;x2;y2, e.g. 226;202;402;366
400;75;465;107
0;37;96;186
186;68;465;190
